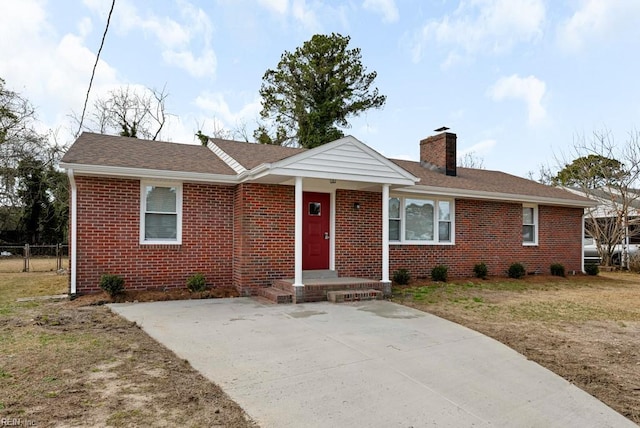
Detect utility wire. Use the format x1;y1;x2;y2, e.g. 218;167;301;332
75;0;116;138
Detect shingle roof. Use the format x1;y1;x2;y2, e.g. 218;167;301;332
61;132;592;205
211;138;306;169
392;159;592;204
61;132;236;175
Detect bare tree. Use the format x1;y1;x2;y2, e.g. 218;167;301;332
73;85;170;140
458;151;485;169
0;78;68;242
195;118;252;146
554;130;640;267
527;163;554;185
0;77;44;207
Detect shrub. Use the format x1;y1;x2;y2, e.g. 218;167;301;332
584;264;599;276
99;274;125;297
550;263;565;277
473;262;488;279
393;268;410;285
507;263;526;279
187;273;207;292
431;265;448;282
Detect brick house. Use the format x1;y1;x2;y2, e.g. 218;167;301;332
60;131;593;302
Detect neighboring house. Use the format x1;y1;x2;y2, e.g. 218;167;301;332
60;131;593;302
564;187;640;266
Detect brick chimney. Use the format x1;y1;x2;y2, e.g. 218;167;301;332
420;132;457;176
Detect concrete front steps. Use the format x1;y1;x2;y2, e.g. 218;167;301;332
257;270;386;304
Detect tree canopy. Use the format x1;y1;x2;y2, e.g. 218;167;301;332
0;77;68;244
254;33;386;148
552;154;626;189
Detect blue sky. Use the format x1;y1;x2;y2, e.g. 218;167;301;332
1;0;639;178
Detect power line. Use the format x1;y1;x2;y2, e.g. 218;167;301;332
75;0;116;138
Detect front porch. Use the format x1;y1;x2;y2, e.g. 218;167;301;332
257;270;389;304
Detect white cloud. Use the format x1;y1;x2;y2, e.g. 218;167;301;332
0;0;120;142
195;92;262;130
458;139;496;158
410;0;545;63
83;0;216;78
362;0;399;23
77;16;93;38
291;0;320;32
258;0;288;15
163;49;216;79
557;0;640;51
487;74;547;126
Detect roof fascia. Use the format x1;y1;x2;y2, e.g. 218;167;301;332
59;162;239;184
393;185;597;208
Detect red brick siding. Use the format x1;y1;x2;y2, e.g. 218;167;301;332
73;176;234;293
335;190;382;279
390;199;583;279
73;177;584;293
233;183;295;295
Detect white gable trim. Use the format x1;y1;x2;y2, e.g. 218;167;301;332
206;140;247;174
243;136;419;186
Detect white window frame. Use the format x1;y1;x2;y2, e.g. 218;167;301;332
389;196;455;245
140;181;183;245
522;204;538;246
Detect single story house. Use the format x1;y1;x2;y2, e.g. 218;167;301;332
60;131;593;302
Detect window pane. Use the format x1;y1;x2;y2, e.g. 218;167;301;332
439;222;451;242
523;225;535;242
439;201;450;221
145;213;177;239
309;202;321;216
389;197;400;219
523;207;534;224
389;219;400;241
405;199;434;241
146;186;176;213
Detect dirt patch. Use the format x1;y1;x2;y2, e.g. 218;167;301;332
0;288;255;427
69;286;240;306
393;273;640;424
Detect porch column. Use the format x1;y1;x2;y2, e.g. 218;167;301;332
294;176;303;287
381;184;391;294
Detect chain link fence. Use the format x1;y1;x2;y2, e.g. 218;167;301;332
0;244;68;273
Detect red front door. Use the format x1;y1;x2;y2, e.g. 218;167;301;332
302;192;330;270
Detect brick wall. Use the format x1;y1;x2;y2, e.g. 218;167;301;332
390;199;584;279
73;176;584;294
335;189;382;278
233;183;295;295
73;176;234;293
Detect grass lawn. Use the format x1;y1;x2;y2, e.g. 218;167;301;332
393;272;640;424
0;271;255;427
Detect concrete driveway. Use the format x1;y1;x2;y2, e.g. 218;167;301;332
110;298;633;428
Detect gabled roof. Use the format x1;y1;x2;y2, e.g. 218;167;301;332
61;132;236;178
60;132;594;207
393;160;594;207
211;138;306;170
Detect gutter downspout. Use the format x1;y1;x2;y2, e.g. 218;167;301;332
68;169;77;296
